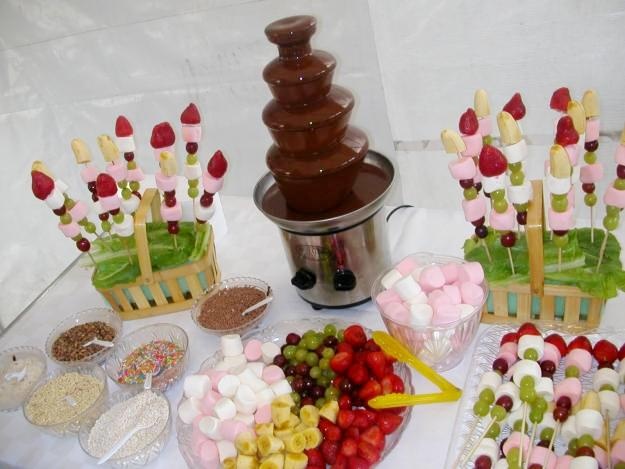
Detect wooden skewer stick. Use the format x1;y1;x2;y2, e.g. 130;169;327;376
86;251;97;265
482;240;492;263
452;416;483;468
549;144;573;273
507;247;516;275
605;412;612;469
519;403;528;466
542;422;560;468
596;230;609;273
524;422;538;469
591;206;595;243
459;417;497;467
173;234;178;250
122;238;134;265
558;248;562;272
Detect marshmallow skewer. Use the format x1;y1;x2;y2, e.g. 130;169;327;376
180;103;203;206
548;145;574;272
195;150;228;229
474;89;493;145
581;90;602;244
157;151;183;249
95;172;134;264
115;116;144;209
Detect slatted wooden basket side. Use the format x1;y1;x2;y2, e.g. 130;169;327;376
94;188;221;320
480;180;605;327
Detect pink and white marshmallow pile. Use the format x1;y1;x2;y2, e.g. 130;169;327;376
375;257;486;327
178;334;291;467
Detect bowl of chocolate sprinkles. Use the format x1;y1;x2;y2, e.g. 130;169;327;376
191;277;273;335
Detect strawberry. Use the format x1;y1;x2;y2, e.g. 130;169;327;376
375;411;403;435
550;87;571;112
340;437;359;457
555;115;579;146
568;336;592;353
207;150;228;178
343;325;367;349
347;456;371;469
478;144;507;177
360;425;385;451
180;102;201;124
593;339;618;365
544;333;568;357
347;363;369;385
517;322;541;337
357;440;381;464
459;108;479;135
150;122;175;149
619;343;625;362
337;409;356;429
338;394;352;410
500;332;519;346
96;173;118;198
330;352;353;374
363;339;381;352
503;92;526;120
115;115;133;137
333;454;348;469
345;427;361;439
321;439;340;465
352;410;375;429
31;171;55;200
322;422;342;442
305;448;325;467
364;351;387;380
380;373;405;394
337;342;354;355
358;379;382;401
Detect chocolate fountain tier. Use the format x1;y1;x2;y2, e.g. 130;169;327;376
262;85;354;155
266;127;367;213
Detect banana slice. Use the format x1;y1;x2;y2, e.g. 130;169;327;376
567;100;587;135
474;89;490;117
620;123;625;146
274;427;294;442
271;402;292;428
284;452;308;469
581;391;601;412
235;431;258;456
284;432;307;453
582;90;600;118
293;422;308;433
71;138;92;164
257;434;285;457
550;145;572;178
272;394;295;408
159;151;178;176
497;111;522;146
223;457;237;469
440;129;466;154
612;420;625;443
31;161;55;178
97;134;120;162
259;453;285;469
255;423;275;436
299;405;319;428
288;413;300;428
302;427;323;449
236;454;259;469
318;400;339;423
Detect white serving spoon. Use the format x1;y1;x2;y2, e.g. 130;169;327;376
83;338;114;348
241;296;274;316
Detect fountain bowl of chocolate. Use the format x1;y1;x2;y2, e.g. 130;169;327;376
191;277;273;335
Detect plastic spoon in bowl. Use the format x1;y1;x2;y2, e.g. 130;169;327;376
368;389;462;409
83;338;114;348
4;368;27;382
241;296;274;316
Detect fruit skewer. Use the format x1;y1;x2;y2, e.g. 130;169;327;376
458;108;484;194
115;115;145;206
474;89;493;145
547;145;574;272
180;103;204;207
194;150;228;229
156;151;182;248
98;134;140;217
580;90;603;243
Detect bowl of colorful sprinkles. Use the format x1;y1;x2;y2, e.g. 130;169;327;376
104;323;188;392
23;363;107;436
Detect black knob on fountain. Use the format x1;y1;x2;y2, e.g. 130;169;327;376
333;269;356;291
291;268;316;290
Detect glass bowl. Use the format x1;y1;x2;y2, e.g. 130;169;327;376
0;346;47;412
45;307;123;366
176;317;413;469
371;252;488;371
104;323;188;392
22;363;108;436
78;388;172;468
190;276;272;336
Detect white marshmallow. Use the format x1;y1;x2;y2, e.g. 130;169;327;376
411;267;424;281
221;335;244;358
261;342;281;364
94;200;106;215
458;304;477;319
216;440;237;463
116;135;135;153
496;382;521;411
256;388;276;407
234;384;257;415
184;162;203;180
507;180;533;205
599;389;620;419
121;194;140;214
517;335;544;360
238;368;267;391
113;215;134;237
511;360;542;386
270;379;292;397
494;459;510;469
194;197;216;222
199;416;222;439
184;374;211;399
246;362;265;378
507;406;527;429
234;413;255;426
44;188;65;210
575;409;604;440
569;456;598;469
503;139;528;164
223;354;247;374
536;410;556;436
178;397;202;424
560;414;577;443
482;174;506;193
55;179;69;194
535;377;554;402
547;174;571;195
214;361;230;372
593;368;620;392
217;374;240;397
571;165;581;185
213;397;237;421
381;269;403;290
618;360;625;382
409;303;433;327
405;291;428;306
477;371;502;394
393;276;423;302
472;438;499;464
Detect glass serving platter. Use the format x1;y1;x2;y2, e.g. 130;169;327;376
445;324;625;468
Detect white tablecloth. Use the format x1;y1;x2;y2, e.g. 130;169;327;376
2;195;624;468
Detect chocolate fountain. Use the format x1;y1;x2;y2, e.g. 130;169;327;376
254;15;395;308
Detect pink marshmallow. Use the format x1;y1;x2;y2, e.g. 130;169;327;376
80;165;98;183
219;419;248;442
604;185;625;209
473;169;482;183
460;282;484;306
585;118;600;142
541;342;562;366
106;162;128;182
254;404;272;424
612;440;625;463
462;196;487;223
567;188;575;209
460;133;483;157
418;265;445;291
375;289;401;308
200;390;219;415
442;285;461;304
160;202;183;222
500;342;518;357
458;262;485;284
564;348;592;373
432;303;461;325
548;207;574;231
529;446;556;469
615;144;625;165
261;365;284;385
593;445;607;469
580;163;604;184
564;144;578;166
502;431;530;455
69;200;89;221
203;173;224;194
428;290;452;312
126;167;145;182
182;124;202;143
496;350;517;367
555;455;573;469
155;172;177;192
448;157;477;180
244;339;263;362
478;116;492;136
554;377;582;406
490;205;516;231
199;440;219;467
620;393;625;412
395;257;418;276
192;416;208;454
440;263;460;284
99;194;121;212
58;221;81;238
383;302;410;324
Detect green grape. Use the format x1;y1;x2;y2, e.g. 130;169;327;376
516;202;529;212
478;388;495;405
483;135;493;145
485;422;500;439
101;220;112;231
283;345;297;360
533;397;548;413
553;234;569;248
60;213;72;224
324;324;337;337
121;188;132;200
506;447;520;465
113;213;124;223
614;463;625;469
317;376;330;388
565;366;579;378
490;404;507;421
520;387;536;403
600;383;615;391
337;329;345;341
286;376;295;384
604;214;620;231
188;179;199;188
584;151;597;164
187;153;198;164
117;181;126;189
512;420;523;432
491;189;505;201
473;400;490;417
322;348;335;359
615;179;625;190
292;403;300;415
463;187;478;200
129;181;140;191
508;162;522;172
568;438;578;452
319;358;330;370
289;358;299;367
584;193;597;207
493;198;508;213
295;348;308;362
306;335;322;351
324;386;339;400
520;376;535;389
315;398;326;409
309;366;321;379
540;427;554;442
127;161;137;170
577;434;595;448
304;329;316;338
291;392;301;404
188;187;199;198
321;368;335;379
551;196;568;212
306;352;319;367
85;223;96;234
524;348;539;361
510;171;525;186
607;205;621;216
529;409;544;424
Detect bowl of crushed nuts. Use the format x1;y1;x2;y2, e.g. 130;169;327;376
45;308;122;367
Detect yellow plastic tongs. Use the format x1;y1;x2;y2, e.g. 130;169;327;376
367;331;462;409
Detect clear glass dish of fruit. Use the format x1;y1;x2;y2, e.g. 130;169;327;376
176;317;413;468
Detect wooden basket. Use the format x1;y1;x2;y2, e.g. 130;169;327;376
94;188;221;320
480;180;605;327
